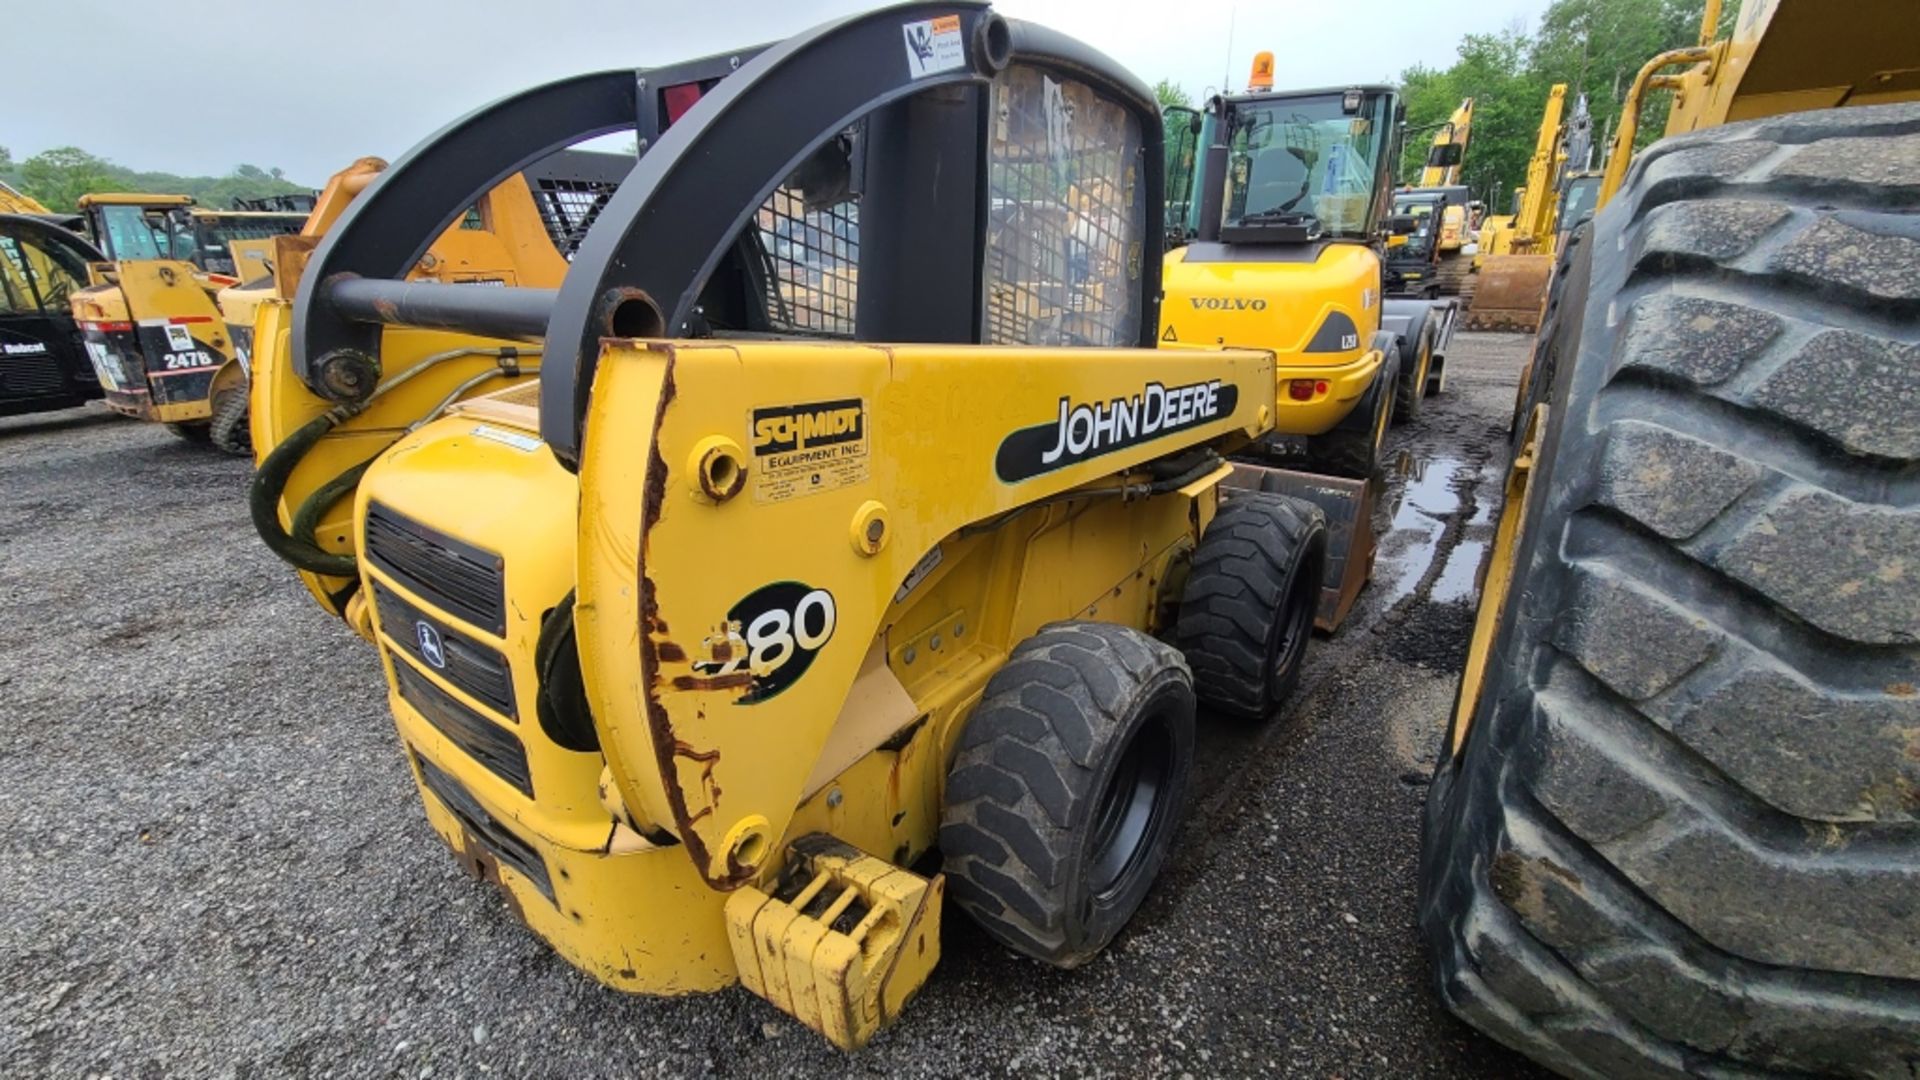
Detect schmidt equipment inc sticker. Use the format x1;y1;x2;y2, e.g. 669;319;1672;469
903;15;964;77
750;397;870;504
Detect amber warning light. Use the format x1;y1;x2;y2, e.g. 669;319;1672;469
1248;51;1275;92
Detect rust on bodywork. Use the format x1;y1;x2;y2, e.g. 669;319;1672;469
446;823;529;927
671;671;753;692
656;641;688;663
630;349;754;890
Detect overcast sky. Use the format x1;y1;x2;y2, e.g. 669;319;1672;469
11;0;1551;185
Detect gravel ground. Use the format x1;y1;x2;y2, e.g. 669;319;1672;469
0;333;1548;1079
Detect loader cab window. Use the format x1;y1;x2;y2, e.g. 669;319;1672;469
1221;90;1393;241
983;65;1147;347
750;132;860;337
1559;175;1602;230
1392;196;1440;258
0;229;86;315
189;214;305;275
93;204;189;262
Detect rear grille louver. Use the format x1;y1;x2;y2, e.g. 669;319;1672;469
374;582;516;718
2;354;65;396
364;502;506;635
413;753;553;901
394;660;533;797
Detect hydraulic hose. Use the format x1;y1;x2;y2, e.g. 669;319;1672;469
249;401;371;577
249;347;531;580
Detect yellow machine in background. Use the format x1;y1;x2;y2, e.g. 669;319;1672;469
250;9;1344;1048
68;194;306;450
1424;0;1920;1074
1409;97;1476;298
1463;85;1588;331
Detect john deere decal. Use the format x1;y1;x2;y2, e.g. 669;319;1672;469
996;378;1238;482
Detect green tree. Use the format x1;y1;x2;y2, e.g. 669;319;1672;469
1154;78;1193;110
1395;0;1728;210
1397;29;1543;209
19;147;118;212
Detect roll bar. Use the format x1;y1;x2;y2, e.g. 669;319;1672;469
292;1;1165;469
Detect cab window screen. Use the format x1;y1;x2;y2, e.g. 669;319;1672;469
983;66;1145;347
750;132;860;338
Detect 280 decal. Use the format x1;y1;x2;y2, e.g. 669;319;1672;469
689;581;837;704
995;378;1239;482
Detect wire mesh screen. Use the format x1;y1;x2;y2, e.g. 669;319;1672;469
984;66;1146;347
531;178;619;259
752;186;859;337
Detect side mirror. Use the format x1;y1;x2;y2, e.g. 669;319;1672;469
1386;214;1418;236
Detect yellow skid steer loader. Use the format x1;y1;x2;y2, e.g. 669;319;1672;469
248;3;1389;1048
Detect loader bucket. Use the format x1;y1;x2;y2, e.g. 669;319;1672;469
1464;253;1551;332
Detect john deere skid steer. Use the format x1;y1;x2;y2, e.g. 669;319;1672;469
248;4;1371;1047
1422;0;1920;1074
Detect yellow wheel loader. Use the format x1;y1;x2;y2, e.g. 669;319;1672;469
1422;0;1920;1074
1161;64;1459;464
68;194;306;450
248;6;1387;1048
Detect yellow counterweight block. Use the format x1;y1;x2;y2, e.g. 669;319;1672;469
1158;242;1384;435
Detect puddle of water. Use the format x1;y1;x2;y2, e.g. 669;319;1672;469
1376;450;1471;601
1432;539;1487;603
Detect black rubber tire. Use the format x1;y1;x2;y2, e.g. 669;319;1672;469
1176;493;1326;721
1507;222;1590;450
208;385;251;457
1302;335;1398;479
165;421;211;444
1420;103;1920;1078
941;621;1196;968
1393;321;1434;424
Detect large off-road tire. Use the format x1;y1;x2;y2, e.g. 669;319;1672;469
165;421;211;444
942;622;1196;968
208;385;251;457
1394;320;1435;424
1301;334;1398;479
1176;493;1326;720
1507;223;1591;449
1421;103;1920;1078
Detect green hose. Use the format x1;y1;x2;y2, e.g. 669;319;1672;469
248;401;370;578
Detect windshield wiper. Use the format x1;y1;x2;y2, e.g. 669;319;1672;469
1240;207;1320;229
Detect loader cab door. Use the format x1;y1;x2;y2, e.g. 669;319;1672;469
0;215;106;417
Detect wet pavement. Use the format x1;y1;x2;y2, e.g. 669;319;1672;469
0;333;1549;1078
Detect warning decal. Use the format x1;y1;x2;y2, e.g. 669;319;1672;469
750;397;871;504
902;15;964;78
164;325;195;352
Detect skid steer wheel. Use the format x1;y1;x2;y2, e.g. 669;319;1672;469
1420;103;1920;1077
208;387;251;457
1393;322;1435;425
165;421;211;444
941;622;1196;968
1176;493;1327;720
1301;335;1399;479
